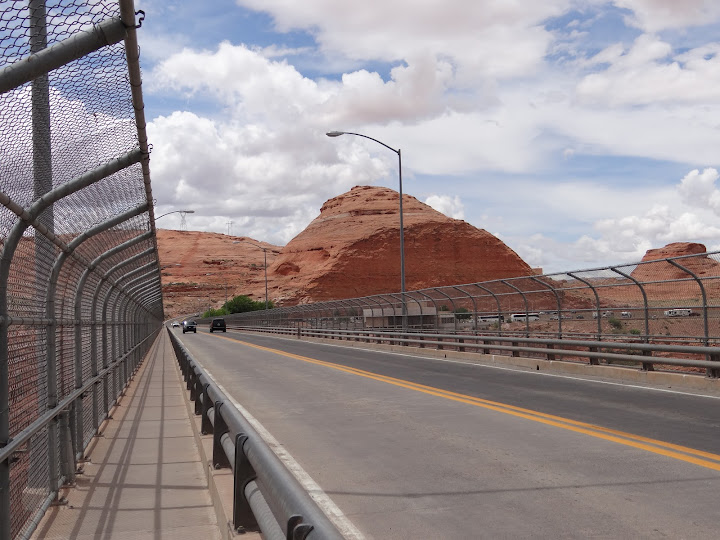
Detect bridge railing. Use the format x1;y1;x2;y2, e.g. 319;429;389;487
0;2;163;539
167;328;344;540
221;249;720;349
229;325;720;378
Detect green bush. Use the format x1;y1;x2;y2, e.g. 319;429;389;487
203;307;229;318
608;316;623;331
453;307;472;320
202;294;274;318
224;294;274;314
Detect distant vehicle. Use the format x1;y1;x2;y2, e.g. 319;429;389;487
621;311;632;318
182;320;197;333
477;315;504;323
510;313;540;322
664;308;692;317
171;322;180;327
209;318;226;333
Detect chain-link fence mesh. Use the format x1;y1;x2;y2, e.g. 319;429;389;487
1;2;163;538
228;250;720;347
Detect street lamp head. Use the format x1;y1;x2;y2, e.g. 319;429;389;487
326;131;345;137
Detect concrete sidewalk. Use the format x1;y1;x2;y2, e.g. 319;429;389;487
31;331;222;540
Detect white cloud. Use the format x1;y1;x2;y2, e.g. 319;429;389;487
508;169;720;271
677;167;720;213
425;194;465;219
613;0;720;32
235;0;566;80
577;35;720;106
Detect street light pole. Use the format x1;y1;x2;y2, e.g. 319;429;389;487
326;131;406;328
155;209;195;222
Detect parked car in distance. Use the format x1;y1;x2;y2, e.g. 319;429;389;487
182;320;197;333
209;318;226;333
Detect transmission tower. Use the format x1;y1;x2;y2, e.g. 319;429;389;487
226;220;234;236
179;211;189;231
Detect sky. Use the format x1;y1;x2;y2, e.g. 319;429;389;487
135;0;720;273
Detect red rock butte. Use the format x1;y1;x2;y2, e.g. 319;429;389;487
254;185;534;304
631;242;720;281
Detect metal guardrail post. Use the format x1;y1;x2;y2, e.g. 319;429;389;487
610;266;653;370
530;277;563;337
233;434;259;532
667;260;709;344
414;290;440;332
472;283;503;335
610;266;650;340
667;259;713;376
201;384;213;434
433;288;458;332
501;280;530;336
451;286;478;331
213;403;231;470
567;272;602;351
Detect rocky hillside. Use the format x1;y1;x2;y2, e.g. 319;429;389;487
158;185;534;317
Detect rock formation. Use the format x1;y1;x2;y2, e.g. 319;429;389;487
630;242;720;281
256;185;534;304
158;186;536;316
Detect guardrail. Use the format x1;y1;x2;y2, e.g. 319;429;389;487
0;2;163;539
220;249;720;347
167;328;344;540
227;325;720;378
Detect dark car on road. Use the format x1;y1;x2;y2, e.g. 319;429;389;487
182;320;197;333
210;318;226;333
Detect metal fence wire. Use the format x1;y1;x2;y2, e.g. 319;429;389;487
223;250;720;348
0;2;163;539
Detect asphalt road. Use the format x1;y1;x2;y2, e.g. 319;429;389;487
175;327;720;539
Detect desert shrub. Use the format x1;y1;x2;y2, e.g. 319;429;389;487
453;307;472;320
608;316;623;331
223;294;274;314
203;307;228;318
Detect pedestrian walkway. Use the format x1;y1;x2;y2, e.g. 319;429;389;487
30;331;222;540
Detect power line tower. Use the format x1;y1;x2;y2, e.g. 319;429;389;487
179;211;190;231
226;220;233;236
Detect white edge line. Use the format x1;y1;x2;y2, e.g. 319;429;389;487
198;357;366;540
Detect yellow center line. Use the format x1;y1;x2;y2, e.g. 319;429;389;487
213;334;720;472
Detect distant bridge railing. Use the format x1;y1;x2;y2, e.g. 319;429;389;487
218;250;720;350
227;325;720;378
0;2;163;539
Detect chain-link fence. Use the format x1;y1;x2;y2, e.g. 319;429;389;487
222;250;720;346
0;2;163;538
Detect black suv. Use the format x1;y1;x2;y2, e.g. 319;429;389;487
210;318;226;333
182;320;197;333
